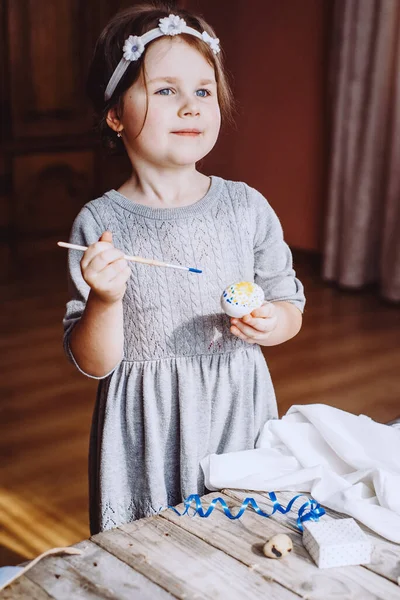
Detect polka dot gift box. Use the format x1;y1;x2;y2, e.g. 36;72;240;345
302;518;372;569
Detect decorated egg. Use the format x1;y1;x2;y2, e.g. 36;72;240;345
220;281;264;318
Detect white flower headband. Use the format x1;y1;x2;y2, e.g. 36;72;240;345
104;14;221;101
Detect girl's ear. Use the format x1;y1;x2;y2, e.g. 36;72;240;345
106;107;123;134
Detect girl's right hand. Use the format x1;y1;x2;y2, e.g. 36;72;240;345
80;231;131;305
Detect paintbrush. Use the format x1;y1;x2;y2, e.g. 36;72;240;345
57;242;202;274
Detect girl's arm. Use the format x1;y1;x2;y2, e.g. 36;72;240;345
69;293;125;378
66;230;131;378
230;184;305;347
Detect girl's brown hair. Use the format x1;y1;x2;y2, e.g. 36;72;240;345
86;1;235;154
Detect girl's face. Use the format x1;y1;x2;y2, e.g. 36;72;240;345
119;37;221;167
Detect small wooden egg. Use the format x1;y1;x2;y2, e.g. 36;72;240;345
262;534;293;559
220;281;264;318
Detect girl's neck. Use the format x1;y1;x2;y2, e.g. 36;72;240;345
117;169;211;209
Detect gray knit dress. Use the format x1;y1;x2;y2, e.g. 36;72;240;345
63;175;305;534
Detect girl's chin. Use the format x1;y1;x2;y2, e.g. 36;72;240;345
165;151;210;166
161;153;206;167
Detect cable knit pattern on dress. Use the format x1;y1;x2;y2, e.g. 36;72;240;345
62;176;305;534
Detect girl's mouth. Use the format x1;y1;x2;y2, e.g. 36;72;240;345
171;130;202;137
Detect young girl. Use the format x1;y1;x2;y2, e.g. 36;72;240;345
63;2;305;535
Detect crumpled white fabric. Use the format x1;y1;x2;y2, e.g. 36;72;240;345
201;403;400;543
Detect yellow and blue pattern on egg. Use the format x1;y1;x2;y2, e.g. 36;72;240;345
221;281;264;318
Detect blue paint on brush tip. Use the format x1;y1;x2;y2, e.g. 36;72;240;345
189;267;202;274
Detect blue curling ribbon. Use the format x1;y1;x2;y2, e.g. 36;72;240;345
168;492;325;532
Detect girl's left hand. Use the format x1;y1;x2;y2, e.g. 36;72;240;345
230;301;278;344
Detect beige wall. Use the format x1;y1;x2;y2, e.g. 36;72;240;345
186;0;332;251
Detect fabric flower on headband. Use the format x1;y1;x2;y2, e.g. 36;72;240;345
202;31;221;54
123;35;145;61
159;14;186;36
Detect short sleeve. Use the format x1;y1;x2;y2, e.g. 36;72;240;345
246;185;306;313
62;205;122;379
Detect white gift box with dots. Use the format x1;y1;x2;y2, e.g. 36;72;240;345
302;518;372;569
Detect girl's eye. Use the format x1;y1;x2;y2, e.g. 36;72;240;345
155;88;211;97
196;89;211;97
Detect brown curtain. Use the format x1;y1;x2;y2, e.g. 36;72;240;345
323;0;400;302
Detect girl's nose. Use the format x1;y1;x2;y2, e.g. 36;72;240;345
178;96;200;117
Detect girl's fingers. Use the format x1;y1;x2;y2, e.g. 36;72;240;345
251;302;275;319
231;319;263;340
109;264;132;284
85;248;126;277
230;325;256;344
94;257;128;282
80;241;115;269
104;270;130;294
229;301;278;340
99;231;113;244
231;314;278;340
91;265;131;304
78;234;130;303
240;315;277;333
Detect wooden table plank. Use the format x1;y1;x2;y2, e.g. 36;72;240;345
2;489;399;599
22;539;174;600
161;491;400;600
92;514;299;599
0;575;53;599
224;489;400;586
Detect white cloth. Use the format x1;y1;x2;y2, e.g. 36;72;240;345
201;403;400;543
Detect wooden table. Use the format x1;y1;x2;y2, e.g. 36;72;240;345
2;489;400;599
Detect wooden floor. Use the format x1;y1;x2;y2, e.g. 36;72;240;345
1;252;399;568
